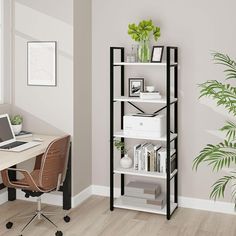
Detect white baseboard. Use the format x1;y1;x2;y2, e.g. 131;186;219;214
1;185;235;216
178;196;236;215
16;186;92;209
92;185;121;198
72;186;92;208
0;190;8;205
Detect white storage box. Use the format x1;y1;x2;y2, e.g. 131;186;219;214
123;114;166;138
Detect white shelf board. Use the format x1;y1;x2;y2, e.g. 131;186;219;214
114;196;178;215
114;131;177;141
114;168;178;179
114;62;178;66
114;96;177;104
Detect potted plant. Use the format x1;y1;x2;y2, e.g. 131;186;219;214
10;115;23;135
193;52;236;203
114;139;132;169
128;19;161;62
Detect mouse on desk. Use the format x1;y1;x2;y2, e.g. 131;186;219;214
33;138;43;142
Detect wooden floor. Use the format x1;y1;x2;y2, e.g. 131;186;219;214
0;196;236;236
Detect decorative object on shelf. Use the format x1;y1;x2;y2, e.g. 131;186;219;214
124;113;166;138
134;143;162;172
140;91;162;100
125;181;161;200
126;45;138;63
114;139;132;169
193;52;236;203
10;115;23;135
128;78;144;97
151;46;164;63
146;86;155;92
128;20;161;62
27;41;57;86
120;154;133;169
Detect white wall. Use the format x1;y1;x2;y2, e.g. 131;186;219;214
92;0;236;201
11;0;92;197
12;0;73;136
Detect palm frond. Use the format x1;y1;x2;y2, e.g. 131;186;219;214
210;175;236;200
192;140;236;172
220;121;236;142
199;80;236;116
212;52;236;80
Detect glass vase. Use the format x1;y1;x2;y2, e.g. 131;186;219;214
138;40;150;62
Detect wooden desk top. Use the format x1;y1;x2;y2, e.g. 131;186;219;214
0;134;59;171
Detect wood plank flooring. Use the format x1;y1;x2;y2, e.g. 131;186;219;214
0;196;236;236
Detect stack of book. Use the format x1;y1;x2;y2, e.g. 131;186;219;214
140;91;162;100
124;181;164;209
133;143;176;173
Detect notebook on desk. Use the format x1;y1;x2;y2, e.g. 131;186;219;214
0;114;40;152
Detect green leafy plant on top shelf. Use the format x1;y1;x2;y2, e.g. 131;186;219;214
128;19;161;62
128;19;161;42
114;139;128;155
10;115;23;125
193;52;236;201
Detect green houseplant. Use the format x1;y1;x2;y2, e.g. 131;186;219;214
193;52;236;202
114;139;132;169
10;115;23;135
128;20;161;62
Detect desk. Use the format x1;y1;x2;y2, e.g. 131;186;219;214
0;134;71;210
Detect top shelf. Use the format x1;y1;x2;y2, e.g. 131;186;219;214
113;62;178;67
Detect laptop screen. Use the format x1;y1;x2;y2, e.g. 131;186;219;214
0;116;14;143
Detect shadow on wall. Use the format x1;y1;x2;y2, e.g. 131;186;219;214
11;106;66;136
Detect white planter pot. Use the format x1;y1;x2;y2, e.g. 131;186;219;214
12;124;22;135
120;154;132;169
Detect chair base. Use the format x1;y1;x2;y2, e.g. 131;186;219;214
6;196;70;236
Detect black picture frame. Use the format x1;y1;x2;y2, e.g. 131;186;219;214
27;41;57;87
128;78;144;97
151;46;164;63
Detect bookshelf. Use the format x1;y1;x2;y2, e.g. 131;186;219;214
110;46;179;220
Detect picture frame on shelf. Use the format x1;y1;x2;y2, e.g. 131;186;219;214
151;46;164;63
27;41;57;86
128;78;144;97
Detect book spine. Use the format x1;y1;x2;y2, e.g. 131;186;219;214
150;150;154;172
144;147;148;171
133;145;140;170
154;149;157;172
159;152;166;173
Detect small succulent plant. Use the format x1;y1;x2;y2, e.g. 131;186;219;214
10;115;23;125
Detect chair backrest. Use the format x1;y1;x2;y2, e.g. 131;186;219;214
39;135;70;190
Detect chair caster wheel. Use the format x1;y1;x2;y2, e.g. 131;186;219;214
55;231;63;236
64;215;70;223
6;222;13;229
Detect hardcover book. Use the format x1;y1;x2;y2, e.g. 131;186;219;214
125;181;161;200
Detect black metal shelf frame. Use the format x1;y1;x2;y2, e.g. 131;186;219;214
110;46;178;220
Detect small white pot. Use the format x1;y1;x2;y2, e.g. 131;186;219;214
120;154;132;169
12;124;22;135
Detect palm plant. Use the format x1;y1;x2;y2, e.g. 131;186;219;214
193;52;236;201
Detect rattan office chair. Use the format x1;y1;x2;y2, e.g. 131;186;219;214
1;135;71;236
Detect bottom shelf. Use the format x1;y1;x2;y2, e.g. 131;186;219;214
114;196;178;215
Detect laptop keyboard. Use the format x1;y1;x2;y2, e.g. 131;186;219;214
0;141;27;150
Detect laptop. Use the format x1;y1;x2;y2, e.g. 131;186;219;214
0;114;40;152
